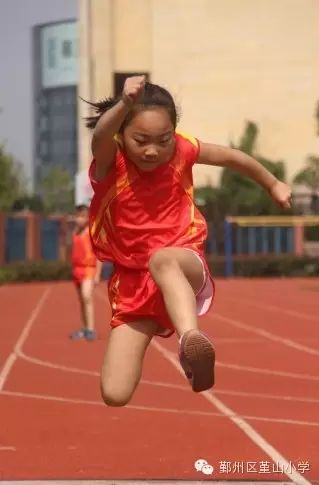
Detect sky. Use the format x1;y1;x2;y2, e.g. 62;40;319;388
0;0;77;190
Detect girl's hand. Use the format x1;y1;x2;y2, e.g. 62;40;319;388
122;76;146;106
269;180;292;209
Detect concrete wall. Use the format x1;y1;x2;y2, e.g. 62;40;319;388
78;0;319;186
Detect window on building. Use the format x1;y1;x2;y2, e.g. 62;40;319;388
35;86;77;188
39;95;47;109
51;115;64;132
48;38;56;68
53;93;62;107
62;40;72;58
113;72;150;97
40;140;48;157
39;116;48;132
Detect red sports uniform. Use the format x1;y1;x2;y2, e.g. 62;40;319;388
89;132;215;336
71;227;97;284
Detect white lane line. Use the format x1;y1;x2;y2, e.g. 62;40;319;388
11;352;319;404
143;379;319;403
2;389;319;428
218;361;319;381
0;288;51;391
19;347;319;384
0;354;17;391
18;350;100;376
208;337;264;343
214;388;319;404
151;339;312;485
211;313;319;356
220;294;319;322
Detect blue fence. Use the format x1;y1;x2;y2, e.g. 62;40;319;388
3;213;319;280
5;217;26;262
224;220;296;277
40;219;60;261
222;215;319;277
233;225;294;255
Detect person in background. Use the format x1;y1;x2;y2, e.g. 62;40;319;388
69;204;103;341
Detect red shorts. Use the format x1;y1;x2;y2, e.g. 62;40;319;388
72;266;96;284
108;251;215;338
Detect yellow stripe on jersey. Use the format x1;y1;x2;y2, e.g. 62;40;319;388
176;130;199;148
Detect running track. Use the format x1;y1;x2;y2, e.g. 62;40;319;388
0;278;318;484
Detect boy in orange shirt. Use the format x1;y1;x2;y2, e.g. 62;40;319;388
69;204;103;341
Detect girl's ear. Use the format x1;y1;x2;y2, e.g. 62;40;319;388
114;133;123;148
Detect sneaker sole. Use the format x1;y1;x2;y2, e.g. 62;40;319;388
181;330;215;392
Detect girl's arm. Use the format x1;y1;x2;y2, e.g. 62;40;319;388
92;76;146;181
197;141;292;209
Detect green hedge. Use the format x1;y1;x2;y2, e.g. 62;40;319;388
0;261;71;284
207;255;319;277
0;256;318;284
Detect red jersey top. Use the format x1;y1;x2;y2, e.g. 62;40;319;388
88;132;207;269
71;227;97;268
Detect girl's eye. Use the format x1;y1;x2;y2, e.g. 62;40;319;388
134;138;171;146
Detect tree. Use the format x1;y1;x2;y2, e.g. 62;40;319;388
292;101;319;213
221;121;287;216
195;121;291;253
40;167;74;213
293;155;319;192
12;194;44;212
196;121;289;219
293;155;319;213
0;144;25;210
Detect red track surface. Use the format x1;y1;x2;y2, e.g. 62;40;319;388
0;278;318;483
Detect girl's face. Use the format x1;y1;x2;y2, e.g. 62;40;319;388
75;209;88;229
121;108;175;171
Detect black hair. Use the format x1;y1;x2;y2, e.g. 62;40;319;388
83;81;179;132
75;204;88;212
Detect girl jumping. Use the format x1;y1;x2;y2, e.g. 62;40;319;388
86;76;291;406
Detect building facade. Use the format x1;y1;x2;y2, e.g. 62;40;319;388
33;19;79;190
78;0;319;187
